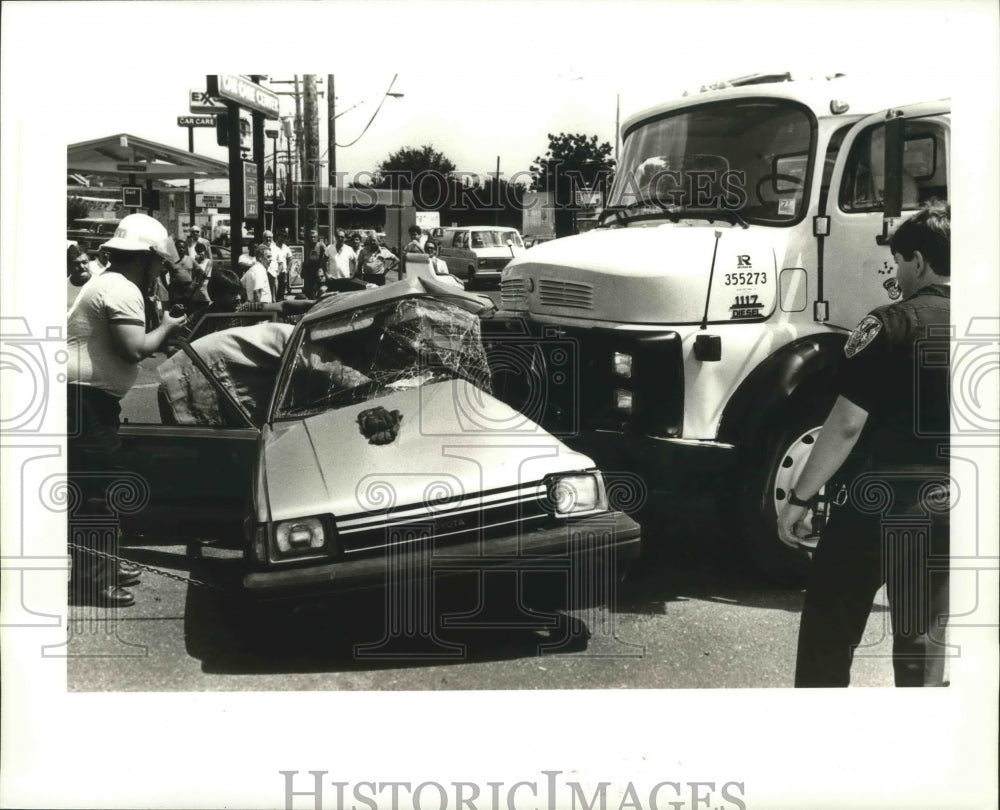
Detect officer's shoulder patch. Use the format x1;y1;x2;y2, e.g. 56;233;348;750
844;315;883;358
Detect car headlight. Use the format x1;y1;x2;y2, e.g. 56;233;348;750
272;516;331;560
613;351;633;379
545;472;607;518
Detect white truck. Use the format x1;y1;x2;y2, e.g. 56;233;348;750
492;73;950;582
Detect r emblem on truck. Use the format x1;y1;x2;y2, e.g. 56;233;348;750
736;255;752;268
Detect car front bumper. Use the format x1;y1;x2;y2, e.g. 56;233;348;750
242;511;641;600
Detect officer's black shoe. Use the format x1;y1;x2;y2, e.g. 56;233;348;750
94;585;135;608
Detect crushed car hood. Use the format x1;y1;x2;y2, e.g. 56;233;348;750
261;378;593;523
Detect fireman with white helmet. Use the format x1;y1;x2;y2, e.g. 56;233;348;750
67;214;189;608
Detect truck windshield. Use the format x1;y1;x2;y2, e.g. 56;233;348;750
604;99;814;226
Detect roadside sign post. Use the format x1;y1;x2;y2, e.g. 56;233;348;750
177;112;217;231
265;125;279;233
206;75;279;274
122;187;143;208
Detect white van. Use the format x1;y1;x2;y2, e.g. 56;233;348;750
494;72;951;582
428;226;525;285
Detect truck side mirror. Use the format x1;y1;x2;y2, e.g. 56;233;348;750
882;114;905;220
875;113;905;246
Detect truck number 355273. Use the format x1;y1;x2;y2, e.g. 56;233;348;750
724;272;767;286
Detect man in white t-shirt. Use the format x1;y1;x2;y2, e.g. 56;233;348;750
261;230;286;300
324;229;357;281
272;229;293;298
67;214;188;608
242;244;273;303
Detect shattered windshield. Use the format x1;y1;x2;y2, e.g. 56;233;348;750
274;297;492;419
604;99;815;225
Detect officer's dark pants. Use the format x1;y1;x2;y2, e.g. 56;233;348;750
67;384;124;595
795;475;950;687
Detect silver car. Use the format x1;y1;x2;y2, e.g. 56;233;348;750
117;277;640;602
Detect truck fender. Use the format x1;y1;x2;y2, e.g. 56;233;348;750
716;332;846;450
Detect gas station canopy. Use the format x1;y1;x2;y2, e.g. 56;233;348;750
68;133;229;180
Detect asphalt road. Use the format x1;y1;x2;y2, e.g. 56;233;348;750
66;511;898;691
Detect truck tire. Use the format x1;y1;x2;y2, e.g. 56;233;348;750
736;404;830;586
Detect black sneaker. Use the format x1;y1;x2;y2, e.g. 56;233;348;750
70;583;136;608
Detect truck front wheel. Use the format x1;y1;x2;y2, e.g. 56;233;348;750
737;407;829;586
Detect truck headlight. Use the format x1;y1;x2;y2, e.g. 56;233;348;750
545;473;606;518
613;351;633;379
478;258;488;268
273;516;329;558
614;388;633;413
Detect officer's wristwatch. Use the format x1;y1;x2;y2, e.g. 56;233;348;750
787;488;817;508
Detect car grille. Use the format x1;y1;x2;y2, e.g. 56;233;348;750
478;257;510;271
538;279;594;310
500;278;528;309
335;480;552;555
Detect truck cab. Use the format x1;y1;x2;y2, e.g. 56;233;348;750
492;73;950;582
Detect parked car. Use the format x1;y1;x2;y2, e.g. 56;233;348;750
427;226;525;287
210;216;251;247
524;234;557;249
66;218;121;254
115;277;640;604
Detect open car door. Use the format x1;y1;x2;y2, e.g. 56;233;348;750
116;312;280;539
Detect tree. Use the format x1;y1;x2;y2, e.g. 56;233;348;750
67;196;89;225
529;132;615;194
530;133;616;237
375;144;456;190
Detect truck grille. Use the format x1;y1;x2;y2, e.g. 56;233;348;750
538;279;594;310
500;278;528;309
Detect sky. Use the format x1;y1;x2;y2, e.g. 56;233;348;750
34;1;991;188
2;1;999;809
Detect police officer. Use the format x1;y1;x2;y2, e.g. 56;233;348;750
777;200;951;687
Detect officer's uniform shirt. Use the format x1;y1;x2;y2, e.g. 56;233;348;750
836;284;950;470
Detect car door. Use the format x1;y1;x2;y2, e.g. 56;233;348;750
822;100;950;330
116;314;280;537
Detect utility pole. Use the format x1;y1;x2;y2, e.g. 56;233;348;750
186;125;196;231
615;94;620;164
251;76;266;245
294;75;305;239
495;155;501;226
302;74;319;240
328;73;336;239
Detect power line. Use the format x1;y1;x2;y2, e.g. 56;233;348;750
317;74;399;161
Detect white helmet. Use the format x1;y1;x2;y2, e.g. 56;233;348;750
102;213;179;263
